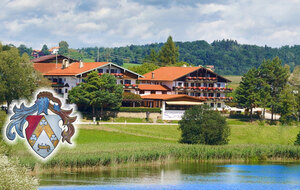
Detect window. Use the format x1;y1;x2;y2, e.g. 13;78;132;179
217;103;221;108
217;83;221;87
178;82;182;86
204;83;207;87
190;92;194;96
140;90;145;94
65;89;68;93
209;83;213;87
125;80;131;84
162;91;167;94
106;69;109;73
203;93;207;97
151;91;155;94
64;78;66;82
98;68;103;73
191;83;194;87
209;93;214;97
210;103;214;107
196;83;200;87
217;93;220;97
111;69;117;73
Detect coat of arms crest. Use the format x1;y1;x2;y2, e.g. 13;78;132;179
4;91;77;159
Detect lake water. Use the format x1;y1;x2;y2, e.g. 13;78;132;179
39;162;300;190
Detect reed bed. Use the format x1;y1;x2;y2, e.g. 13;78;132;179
18;143;300;171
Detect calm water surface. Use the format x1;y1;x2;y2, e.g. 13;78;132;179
39;162;300;190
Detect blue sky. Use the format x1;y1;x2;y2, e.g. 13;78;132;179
1;0;300;49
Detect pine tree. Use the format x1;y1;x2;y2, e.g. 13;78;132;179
235;68;259;121
41;44;50;55
158;36;179;66
258;57;289;122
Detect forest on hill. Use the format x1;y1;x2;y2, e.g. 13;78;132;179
15;39;300;75
77;40;300;75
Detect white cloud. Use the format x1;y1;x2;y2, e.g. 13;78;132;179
1;0;300;48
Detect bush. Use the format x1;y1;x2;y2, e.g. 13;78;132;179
179;105;230;145
0;155;38;190
119;107;161;113
295;131;300;145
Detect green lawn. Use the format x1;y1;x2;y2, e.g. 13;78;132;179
7;119;300;170
122;63;141;69
224;75;242;91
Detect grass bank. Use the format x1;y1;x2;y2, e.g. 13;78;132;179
8;119;300;172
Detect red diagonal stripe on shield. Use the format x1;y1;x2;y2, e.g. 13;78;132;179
25;115;43;141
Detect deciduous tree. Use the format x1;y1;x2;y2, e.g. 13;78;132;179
0;43;48;112
179;105;230;145
58;41;69;55
68;72;123;118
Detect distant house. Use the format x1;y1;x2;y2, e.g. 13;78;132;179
32;50;43;58
32;54;78;63
49;47;60;55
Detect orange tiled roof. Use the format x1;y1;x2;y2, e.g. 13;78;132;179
138;84;170;91
141;94;205;101
44;62;109;76
139;67;201;81
34;63;62;75
49;47;59;51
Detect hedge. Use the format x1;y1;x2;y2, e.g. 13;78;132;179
119;107;161;113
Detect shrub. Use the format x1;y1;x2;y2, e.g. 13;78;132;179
179;105;230;145
0;155;38;190
295;131;300;145
119;107;161;113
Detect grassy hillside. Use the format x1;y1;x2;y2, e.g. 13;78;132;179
224;75;242;90
8;119;300;171
123;63;141;69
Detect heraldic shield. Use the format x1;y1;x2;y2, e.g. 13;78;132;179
5;91;77;159
26;115;62;158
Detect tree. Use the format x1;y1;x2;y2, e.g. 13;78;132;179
295;131;300;145
235;68;259;121
0;43;47;112
68;72;123;118
278;86;297;124
179;105;230;145
158;36;179;66
258;57;289;121
58;41;69;55
18;44;32;57
41;44;50;55
128;62;159;75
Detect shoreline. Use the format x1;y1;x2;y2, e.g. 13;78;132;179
30;155;300;175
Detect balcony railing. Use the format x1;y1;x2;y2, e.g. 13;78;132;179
51;82;65;88
186;77;217;82
201;97;233;101
98;73;124;78
123;84;138;89
174;86;233;92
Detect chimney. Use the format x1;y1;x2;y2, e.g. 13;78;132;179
79;60;84;68
152;72;155;79
62;59;70;69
